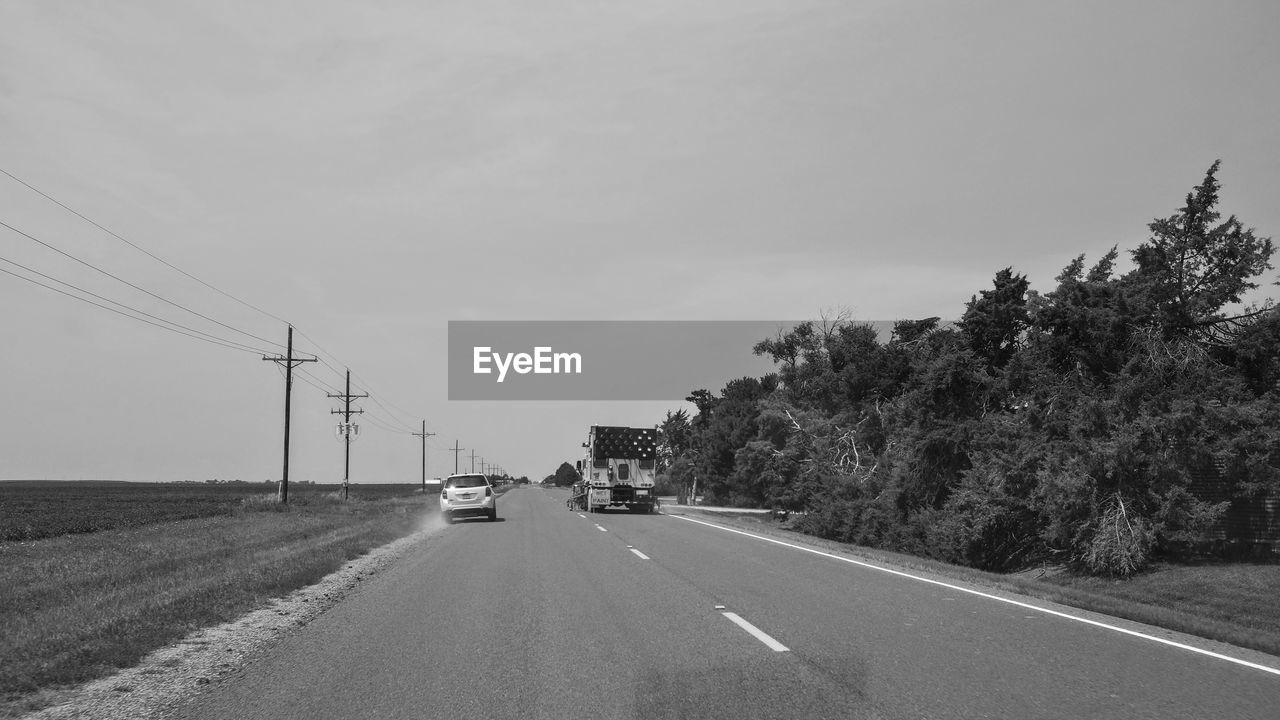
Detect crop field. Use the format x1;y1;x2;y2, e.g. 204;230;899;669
0;481;424;542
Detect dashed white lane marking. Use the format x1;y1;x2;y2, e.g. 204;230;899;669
577;513;586;519
595;525;607;532
629;548;650;560
671;514;1280;677
722;612;789;652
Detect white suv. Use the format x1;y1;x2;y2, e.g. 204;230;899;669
440;473;497;523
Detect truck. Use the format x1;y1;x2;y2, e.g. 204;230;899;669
571;425;659;513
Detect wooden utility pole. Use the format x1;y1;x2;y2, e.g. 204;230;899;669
328;369;367;501
262;325;316;504
451;440;464;475
412;421;436;492
470;449;478;473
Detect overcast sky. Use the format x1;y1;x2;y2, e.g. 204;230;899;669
2;0;1278;484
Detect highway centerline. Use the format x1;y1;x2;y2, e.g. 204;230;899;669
671;514;1280;677
722;612;789;652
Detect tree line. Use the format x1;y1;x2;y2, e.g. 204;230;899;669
656;162;1279;576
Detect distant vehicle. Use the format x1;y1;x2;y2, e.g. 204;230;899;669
440;473;497;523
424;477;443;494
571;425;658;513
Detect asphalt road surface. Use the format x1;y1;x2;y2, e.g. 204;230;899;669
172;486;1280;720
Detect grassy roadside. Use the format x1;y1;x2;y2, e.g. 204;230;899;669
0;492;432;717
666;507;1280;659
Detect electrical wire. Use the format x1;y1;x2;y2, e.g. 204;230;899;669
355;399;416;435
350;369;423;427
296;366;416;434
291;369;340;398
0;265;262;355
362;394;418;433
291;327;349;380
0;254;276;355
290;367;409;435
292;327;424;433
2;170;444;441
295;366;344;395
362;413;413;435
290;332;421;433
0;166;293;329
0;219;285;351
290;366;409;435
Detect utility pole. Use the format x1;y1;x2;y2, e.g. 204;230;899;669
412;421;436;493
451;440;464;475
262;325;317;504
328;369;368;501
470;449;477;473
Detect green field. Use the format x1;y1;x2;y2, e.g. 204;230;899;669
0;481;433;717
0;480;423;541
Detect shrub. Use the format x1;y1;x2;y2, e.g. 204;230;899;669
1081;493;1152;577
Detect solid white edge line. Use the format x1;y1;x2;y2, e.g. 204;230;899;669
629;548;651;560
722;611;789;652
671;514;1280;677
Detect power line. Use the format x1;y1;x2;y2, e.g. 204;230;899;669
290;369;411;434
291;327;348;378
296;365;409;432
291;329;414;423
364;415;413;436
1;219;285;351
295;366;344;394
2;172;441;444
351;370;422;427
291;368;341;396
0;172;403;417
364;393;417;433
0;166;292;328
289;369;410;436
0;253;274;354
291;328;423;432
0;265;262;355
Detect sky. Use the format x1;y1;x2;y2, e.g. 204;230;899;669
1;0;1278;485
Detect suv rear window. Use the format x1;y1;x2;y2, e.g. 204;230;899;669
445;475;488;488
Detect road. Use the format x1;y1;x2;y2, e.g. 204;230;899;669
172;486;1280;720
